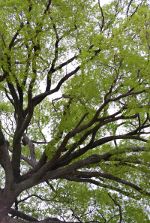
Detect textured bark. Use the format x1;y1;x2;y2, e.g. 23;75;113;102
0;217;27;223
0;199;9;223
0;216;63;223
0;191;15;223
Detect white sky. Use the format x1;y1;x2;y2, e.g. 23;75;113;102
100;0;112;6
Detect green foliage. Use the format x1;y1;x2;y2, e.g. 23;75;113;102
0;0;150;222
0;102;12;113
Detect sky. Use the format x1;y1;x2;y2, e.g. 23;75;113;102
100;0;112;6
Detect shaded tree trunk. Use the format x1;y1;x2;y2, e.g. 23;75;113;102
0;191;15;223
0;217;27;223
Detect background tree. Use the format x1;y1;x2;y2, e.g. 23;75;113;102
0;0;150;222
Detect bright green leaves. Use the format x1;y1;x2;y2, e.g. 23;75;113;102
22;144;30;157
142;141;150;162
0;0;24;8
65;73;100;105
0;101;12;113
50;181;92;220
0;1;150;222
45;138;59;160
125;204;149;223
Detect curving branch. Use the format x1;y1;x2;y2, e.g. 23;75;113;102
0;127;14;191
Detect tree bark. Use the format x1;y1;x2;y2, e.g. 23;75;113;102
0;217;27;223
0;191;15;223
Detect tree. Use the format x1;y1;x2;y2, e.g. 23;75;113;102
0;0;150;222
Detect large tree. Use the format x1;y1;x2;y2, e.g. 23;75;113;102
0;0;150;222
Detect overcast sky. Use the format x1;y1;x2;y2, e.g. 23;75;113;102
101;0;112;6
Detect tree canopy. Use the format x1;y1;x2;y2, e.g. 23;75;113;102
0;0;150;222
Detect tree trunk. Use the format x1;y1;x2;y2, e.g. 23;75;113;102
0;216;28;223
0;191;15;223
0;191;64;223
0;203;10;223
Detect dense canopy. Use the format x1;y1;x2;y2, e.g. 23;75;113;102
0;0;150;222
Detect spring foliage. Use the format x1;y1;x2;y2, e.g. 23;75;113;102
0;0;150;222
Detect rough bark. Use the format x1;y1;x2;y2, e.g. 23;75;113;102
0;190;16;223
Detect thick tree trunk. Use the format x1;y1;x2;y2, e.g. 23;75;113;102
0;191;15;223
0;216;27;223
0;215;26;223
0;206;8;223
0;191;64;223
0;203;10;223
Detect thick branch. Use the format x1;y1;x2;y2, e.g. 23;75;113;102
31;66;80;107
0;128;14;191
